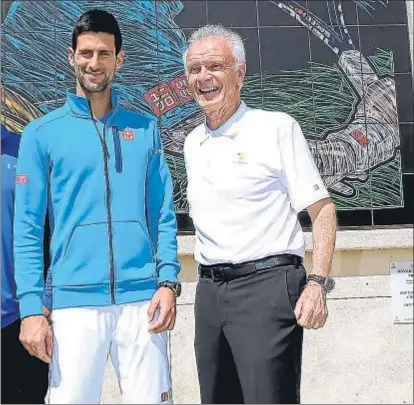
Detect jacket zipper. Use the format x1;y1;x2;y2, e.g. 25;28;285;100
88;104;116;304
144;133;157;269
112;126;123;173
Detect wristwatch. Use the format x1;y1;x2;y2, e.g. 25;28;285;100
157;281;182;298
306;274;335;293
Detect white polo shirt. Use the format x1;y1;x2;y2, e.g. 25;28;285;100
184;101;329;266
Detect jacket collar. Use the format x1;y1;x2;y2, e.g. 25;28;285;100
65;88;121;118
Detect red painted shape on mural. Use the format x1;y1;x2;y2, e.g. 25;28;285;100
351;129;368;146
144;83;179;116
170;74;193;103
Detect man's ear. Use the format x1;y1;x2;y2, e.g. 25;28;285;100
116;50;124;71
68;47;75;67
238;63;246;88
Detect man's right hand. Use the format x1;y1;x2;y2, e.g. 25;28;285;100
19;315;52;363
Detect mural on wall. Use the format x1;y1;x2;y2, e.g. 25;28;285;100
1;0;413;228
270;0;401;208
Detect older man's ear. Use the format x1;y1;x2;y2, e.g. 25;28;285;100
237;64;246;89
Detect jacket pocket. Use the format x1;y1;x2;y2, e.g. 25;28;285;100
54;222;109;287
112;220;156;283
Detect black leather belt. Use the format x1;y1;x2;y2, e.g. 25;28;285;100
199;254;303;282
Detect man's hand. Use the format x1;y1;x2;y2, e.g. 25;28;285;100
294;283;328;329
20;315;52;363
147;287;176;333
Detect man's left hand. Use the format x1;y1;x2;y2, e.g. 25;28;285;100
147;287;176;333
294;283;328;329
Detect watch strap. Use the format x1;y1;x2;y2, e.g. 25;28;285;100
157;281;182;297
306;274;335;293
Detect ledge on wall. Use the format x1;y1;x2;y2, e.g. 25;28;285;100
177;227;414;255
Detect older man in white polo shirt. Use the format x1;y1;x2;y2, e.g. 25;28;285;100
183;25;337;404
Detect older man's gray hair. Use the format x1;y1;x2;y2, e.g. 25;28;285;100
182;25;246;72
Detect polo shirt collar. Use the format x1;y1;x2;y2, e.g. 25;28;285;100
204;100;248;138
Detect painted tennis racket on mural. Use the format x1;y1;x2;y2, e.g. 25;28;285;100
269;0;355;55
268;0;400;198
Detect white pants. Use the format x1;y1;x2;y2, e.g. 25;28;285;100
47;301;172;404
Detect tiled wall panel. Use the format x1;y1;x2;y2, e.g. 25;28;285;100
1;0;413;231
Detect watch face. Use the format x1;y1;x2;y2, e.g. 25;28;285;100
326;278;335;292
160;281;181;297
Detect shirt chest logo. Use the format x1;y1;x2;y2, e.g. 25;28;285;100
122;130;134;141
15;174;28;184
232;152;249;164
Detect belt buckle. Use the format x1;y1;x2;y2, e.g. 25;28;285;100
293;255;301;268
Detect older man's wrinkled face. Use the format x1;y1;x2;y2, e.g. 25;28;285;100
186;37;245;113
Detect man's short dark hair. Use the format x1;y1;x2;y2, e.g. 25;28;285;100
72;9;123;54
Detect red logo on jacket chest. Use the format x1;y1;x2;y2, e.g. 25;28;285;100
15;174;28;184
122;130;134;140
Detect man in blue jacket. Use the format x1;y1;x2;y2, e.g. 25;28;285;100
14;9;180;404
1;122;49;403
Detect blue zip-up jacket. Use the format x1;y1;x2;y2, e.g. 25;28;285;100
2;125;20;328
2;126;52;322
14;90;180;318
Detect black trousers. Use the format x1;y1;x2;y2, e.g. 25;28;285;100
194;263;306;404
1;319;49;404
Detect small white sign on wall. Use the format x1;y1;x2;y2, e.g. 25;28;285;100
390;261;413;324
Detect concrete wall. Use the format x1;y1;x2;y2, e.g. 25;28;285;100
101;276;413;404
177;228;414;281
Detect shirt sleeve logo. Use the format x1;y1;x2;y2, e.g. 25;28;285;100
15;174;28;184
160;389;172;402
122;130;134;141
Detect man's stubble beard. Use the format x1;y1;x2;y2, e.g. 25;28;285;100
76;67;113;93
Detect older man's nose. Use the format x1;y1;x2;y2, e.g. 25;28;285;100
198;65;213;81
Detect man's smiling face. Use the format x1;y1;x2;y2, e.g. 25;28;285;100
185;36;245;114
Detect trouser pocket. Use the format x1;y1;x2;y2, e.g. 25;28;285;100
284;264;307;317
